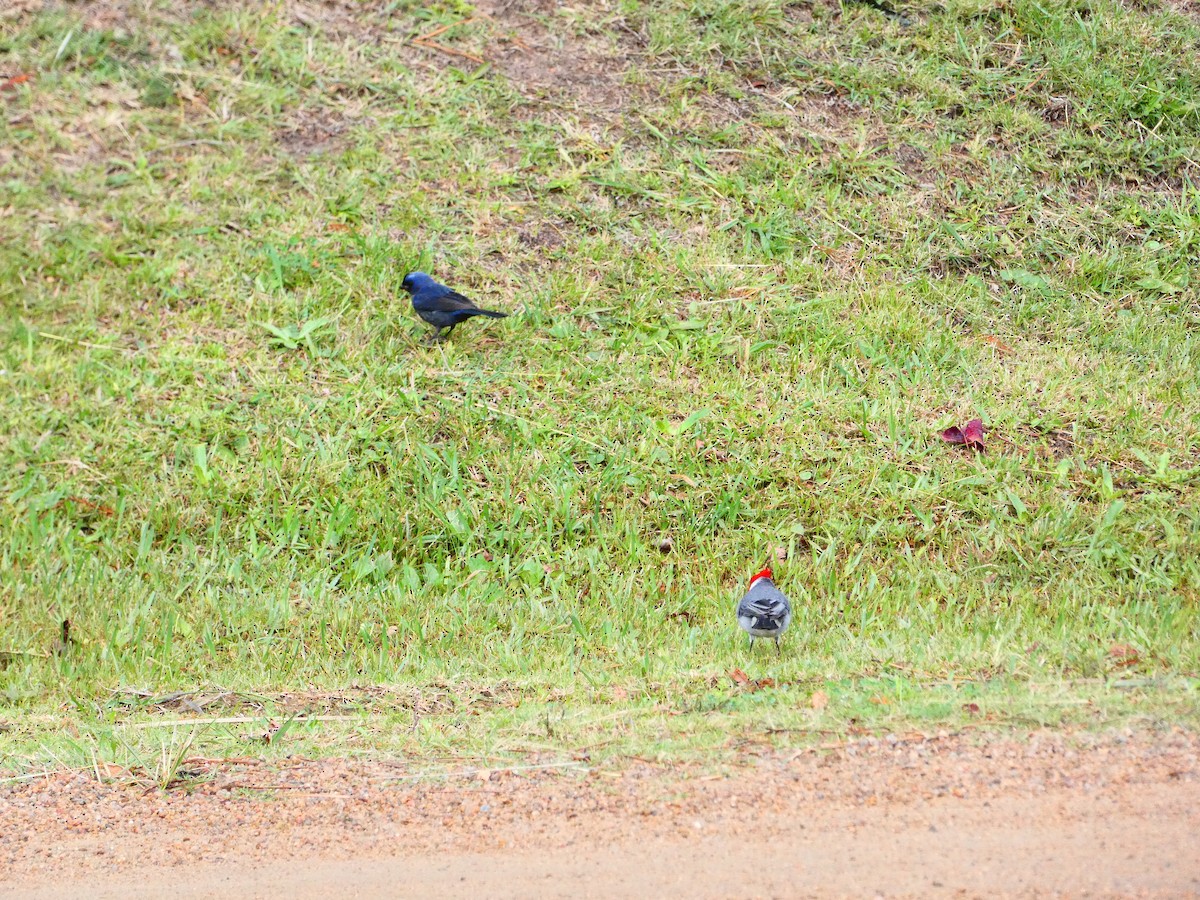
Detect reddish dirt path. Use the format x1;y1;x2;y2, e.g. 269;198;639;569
3;730;1197;898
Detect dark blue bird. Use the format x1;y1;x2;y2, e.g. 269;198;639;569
400;271;508;342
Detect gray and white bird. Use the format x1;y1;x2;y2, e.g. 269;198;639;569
735;566;792;654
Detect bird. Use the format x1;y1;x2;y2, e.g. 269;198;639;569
735;566;792;654
400;271;508;342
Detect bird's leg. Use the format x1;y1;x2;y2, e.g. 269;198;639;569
426;327;442;343
748;634;754;652
775;636;781;656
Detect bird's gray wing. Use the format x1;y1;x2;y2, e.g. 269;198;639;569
737;592;789;619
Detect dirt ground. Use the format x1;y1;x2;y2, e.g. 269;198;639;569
2;729;1198;899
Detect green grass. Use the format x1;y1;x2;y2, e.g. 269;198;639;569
2;0;1199;773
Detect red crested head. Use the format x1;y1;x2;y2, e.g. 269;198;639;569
749;566;773;587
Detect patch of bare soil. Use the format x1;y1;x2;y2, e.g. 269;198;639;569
275;106;362;158
476;0;644;126
2;729;1197;898
1157;0;1200;20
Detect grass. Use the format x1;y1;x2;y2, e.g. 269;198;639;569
1;0;1198;774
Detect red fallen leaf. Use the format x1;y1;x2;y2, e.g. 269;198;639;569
963;702;981;715
1108;644;1140;667
56;496;115;517
982;335;1013;354
810;689;830;710
325;222;351;233
1;73;33;91
941;417;986;450
729;669;778;692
